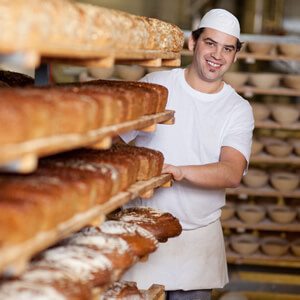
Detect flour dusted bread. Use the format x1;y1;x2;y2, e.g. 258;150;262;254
107;207;182;242
0;280;68;300
100;281;144;300
33;245;113;288
60;229;136;279
20;266;91;300
99;220;158;257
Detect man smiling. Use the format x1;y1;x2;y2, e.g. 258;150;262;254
121;8;254;300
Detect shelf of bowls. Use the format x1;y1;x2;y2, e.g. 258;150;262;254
221;35;300;266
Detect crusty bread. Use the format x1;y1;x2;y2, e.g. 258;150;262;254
20;266;92;300
100;280;143;300
0;0;184;53
107;207;182;242
61;229;136;280
98;220;158;257
33;244;113;288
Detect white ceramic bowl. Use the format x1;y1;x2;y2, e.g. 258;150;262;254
230;234;260;255
251;103;270;122
251;139;264;155
237;204;266;224
283;75;300;90
271;105;300;125
249;73;280;89
267;205;297;224
116;65;145;81
264;139;293;157
261;236;289;256
223;72;248;88
242;168;269;188
247;41;276;54
220;202;235;221
278;43;300;57
270;172;299;192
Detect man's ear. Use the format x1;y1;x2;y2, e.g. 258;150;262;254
188;35;196;52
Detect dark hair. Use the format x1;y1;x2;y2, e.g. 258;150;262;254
191;27;243;52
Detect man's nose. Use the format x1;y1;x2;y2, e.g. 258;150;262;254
211;46;222;60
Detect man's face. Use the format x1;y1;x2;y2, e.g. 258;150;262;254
189;28;238;83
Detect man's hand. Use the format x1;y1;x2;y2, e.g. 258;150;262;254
162;164;184;181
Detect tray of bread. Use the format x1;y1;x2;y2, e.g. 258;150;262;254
0;0;184;68
0;208;181;299
0;145;175;277
0;79;174;172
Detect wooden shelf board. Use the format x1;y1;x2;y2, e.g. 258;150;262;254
226;249;300;268
250;152;300;164
0;110;175;170
254;119;300;130
0;173;172;277
226;184;300;198
0;47;181;68
236;86;300;97
181;49;300;62
238;52;300;62
222;217;300;232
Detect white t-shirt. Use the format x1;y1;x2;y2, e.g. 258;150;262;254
122;68;254;229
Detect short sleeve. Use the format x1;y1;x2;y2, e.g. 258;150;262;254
221;102;254;172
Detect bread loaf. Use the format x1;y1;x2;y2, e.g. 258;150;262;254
0;280;69;300
98;220;158;257
60;229;136;279
39;158;121;198
0;175;77;230
100;281;143;300
0;197;42;247
107;207;182;242
50;148;140;191
0;0;184;53
33;245;113;288
20;266;92;300
112;143;164;180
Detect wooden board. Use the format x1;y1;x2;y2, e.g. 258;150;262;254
141;284;165;300
0;173;172;277
254;119;300;131
236;86;300;97
250;152;300;164
181;49;300;62
1;48;181;68
222;217;300;232
213;290;300;300
226;184;300;198
226;249;300;268
0;110;175;172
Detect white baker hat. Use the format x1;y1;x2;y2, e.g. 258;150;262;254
199;9;240;39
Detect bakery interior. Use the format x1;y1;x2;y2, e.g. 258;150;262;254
0;0;299;299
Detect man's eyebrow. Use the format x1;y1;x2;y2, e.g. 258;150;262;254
203;37;236;49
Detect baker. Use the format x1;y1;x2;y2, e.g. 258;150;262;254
121;8;254;300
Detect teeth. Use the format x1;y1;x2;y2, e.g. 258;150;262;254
208;61;220;67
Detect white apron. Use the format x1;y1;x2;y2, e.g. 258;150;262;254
121;219;228;291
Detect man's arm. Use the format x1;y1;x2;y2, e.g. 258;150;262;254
162;146;246;188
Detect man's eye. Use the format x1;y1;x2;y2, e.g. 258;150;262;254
225;47;233;52
206;42;214;46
